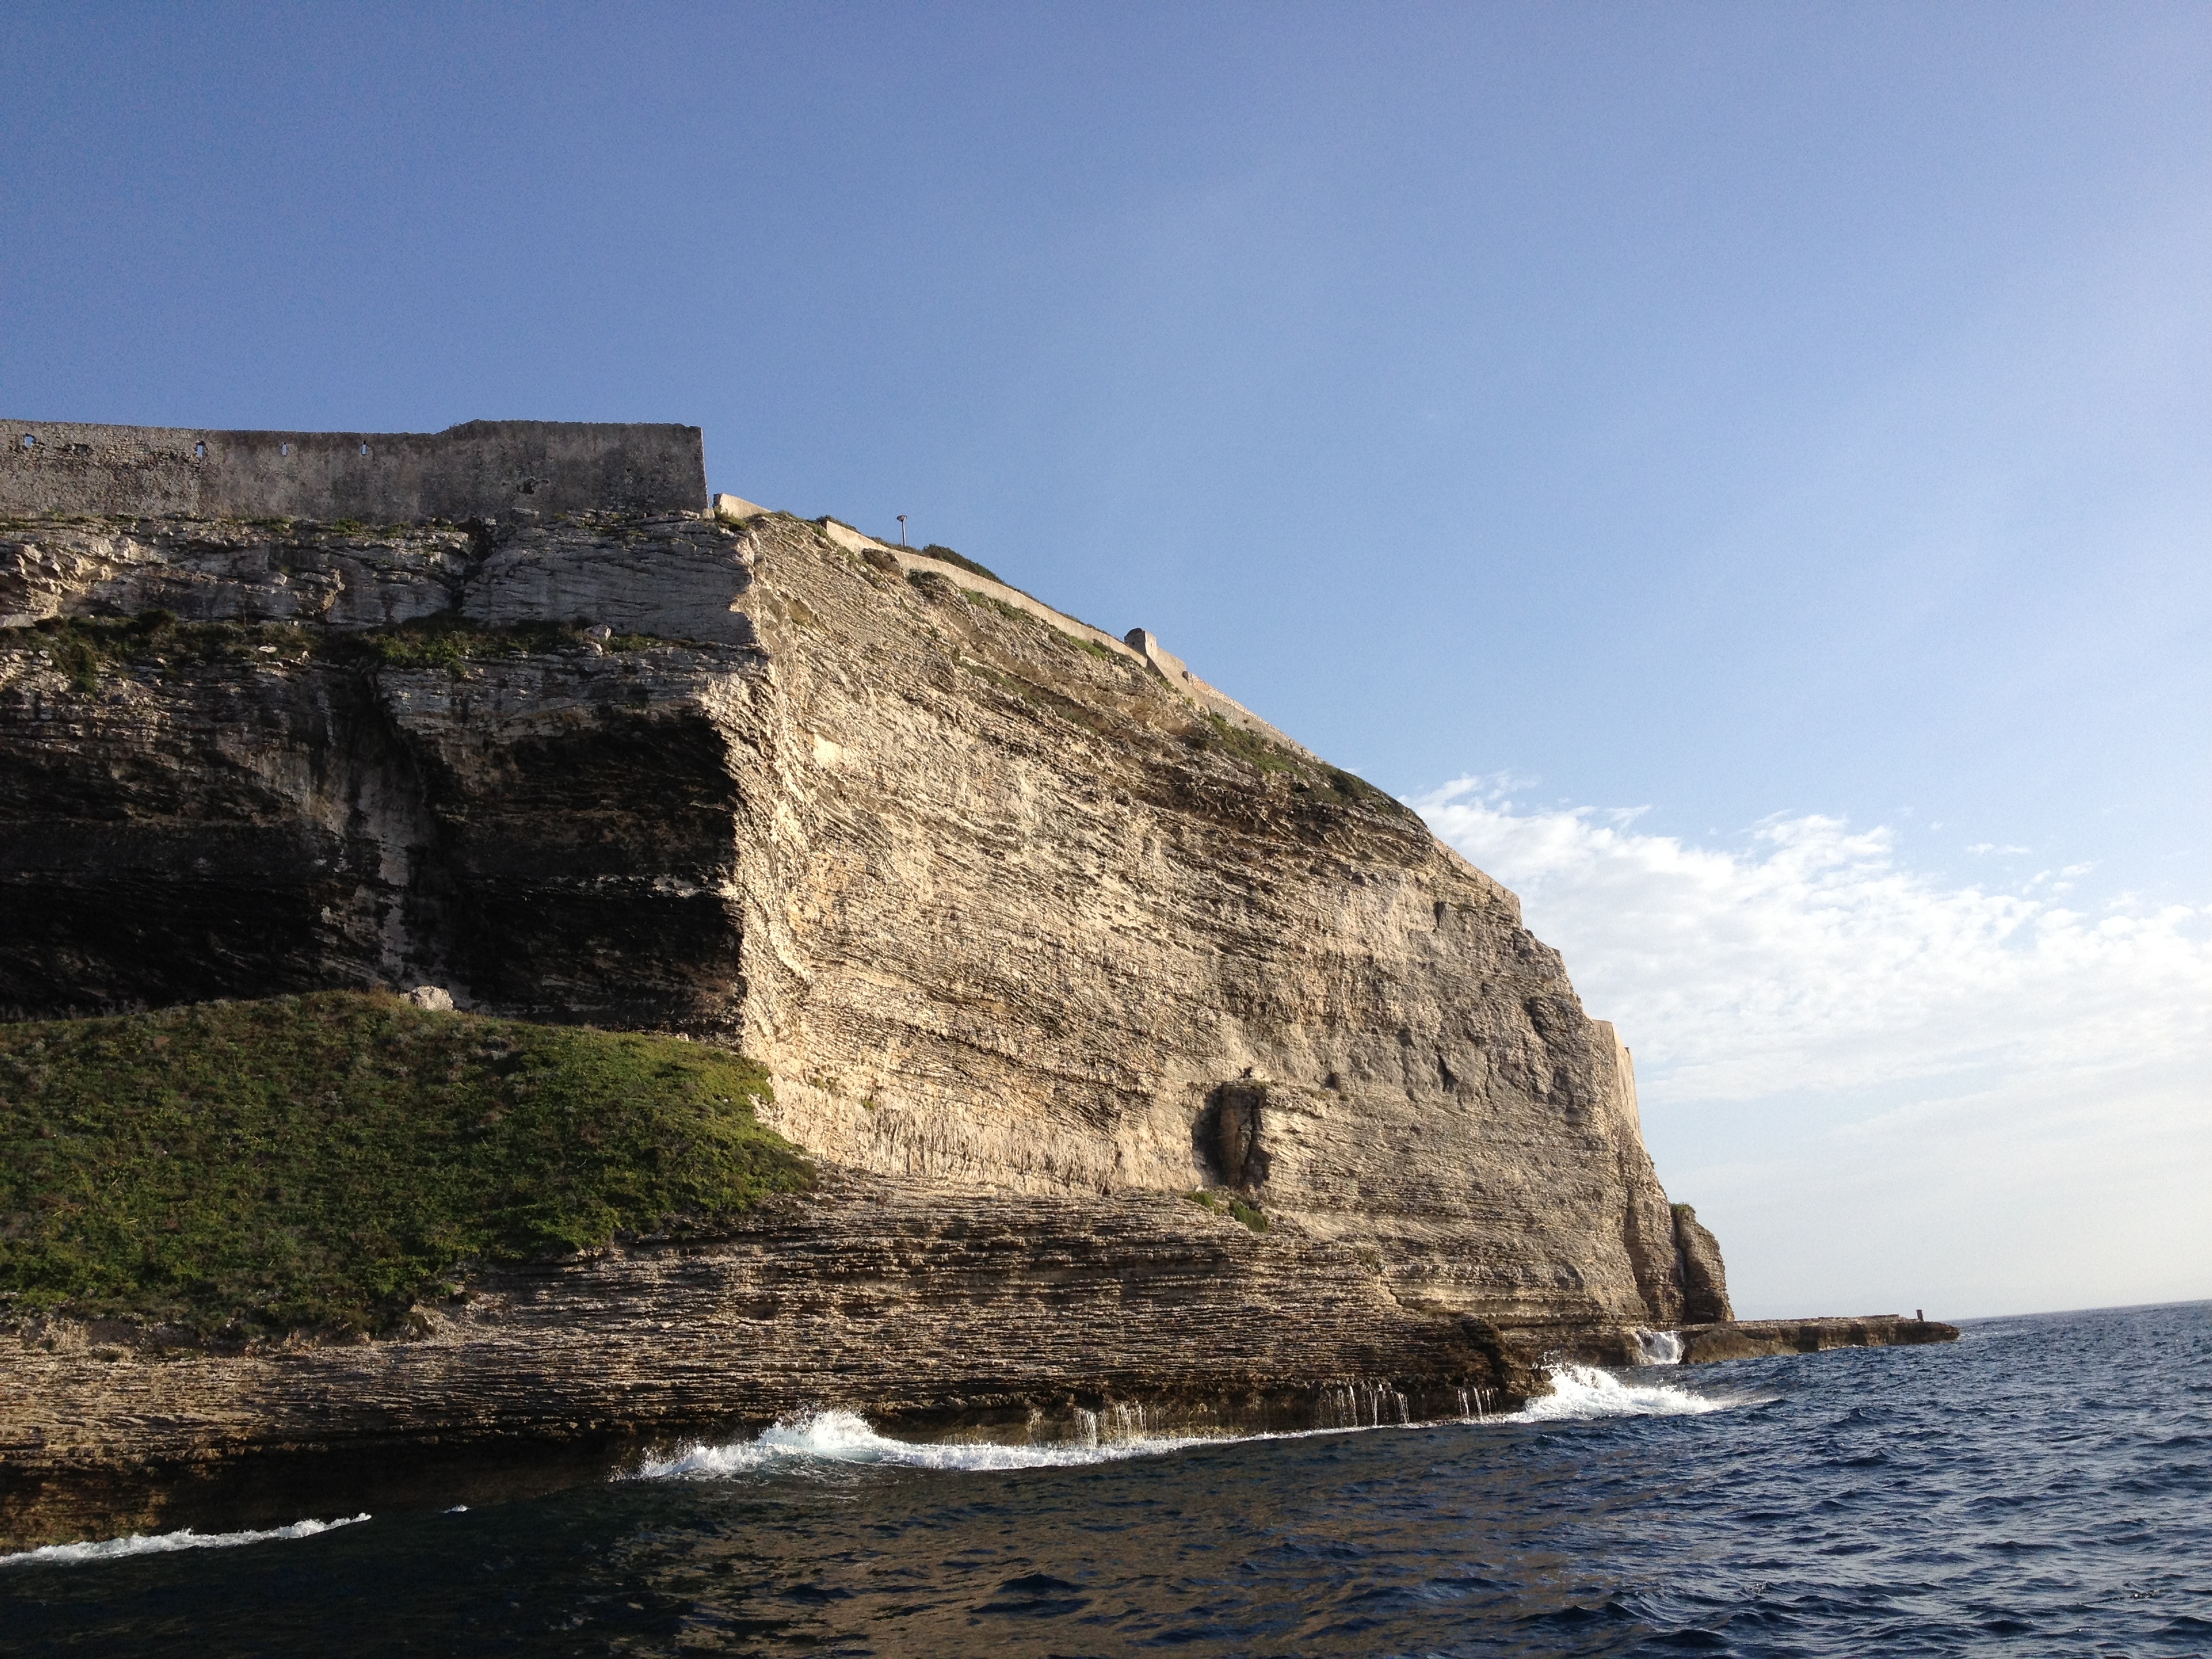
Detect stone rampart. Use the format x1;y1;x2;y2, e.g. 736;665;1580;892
1;419;705;523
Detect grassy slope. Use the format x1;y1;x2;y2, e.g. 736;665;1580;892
0;993;811;1336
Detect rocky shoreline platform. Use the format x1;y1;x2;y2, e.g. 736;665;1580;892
0;419;1957;1550
1676;1315;1959;1364
0;1171;1959;1549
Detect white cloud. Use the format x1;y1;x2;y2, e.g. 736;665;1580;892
1413;775;2212;1317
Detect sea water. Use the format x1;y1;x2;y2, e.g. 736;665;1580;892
3;1300;2205;1656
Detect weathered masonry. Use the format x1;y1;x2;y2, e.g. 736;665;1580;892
0;418;706;523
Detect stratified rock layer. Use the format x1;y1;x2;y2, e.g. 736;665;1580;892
0;1176;1522;1547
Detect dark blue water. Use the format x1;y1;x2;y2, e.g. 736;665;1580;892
4;1301;2207;1656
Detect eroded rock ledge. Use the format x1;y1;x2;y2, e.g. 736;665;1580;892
0;1170;1526;1548
1678;1315;1961;1365
0;1166;1960;1551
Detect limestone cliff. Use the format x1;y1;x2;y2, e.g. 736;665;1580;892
1;505;1700;1343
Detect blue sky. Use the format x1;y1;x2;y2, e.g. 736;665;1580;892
5;3;2207;1315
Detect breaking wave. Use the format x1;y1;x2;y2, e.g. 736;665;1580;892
1511;1362;1736;1421
638;1367;1739;1482
0;1513;369;1570
634;1408;1227;1477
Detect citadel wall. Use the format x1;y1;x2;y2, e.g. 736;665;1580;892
0;418;705;523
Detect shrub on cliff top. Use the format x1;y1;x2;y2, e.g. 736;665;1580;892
0;992;811;1337
920;543;1006;585
1195;711;1299;776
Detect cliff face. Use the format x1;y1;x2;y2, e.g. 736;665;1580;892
1;506;1705;1342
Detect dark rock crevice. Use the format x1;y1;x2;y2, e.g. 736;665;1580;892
1195;1080;1270;1191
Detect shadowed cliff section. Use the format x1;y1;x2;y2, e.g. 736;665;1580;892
0;512;762;1029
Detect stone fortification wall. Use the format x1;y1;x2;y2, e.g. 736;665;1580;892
0;419;705;523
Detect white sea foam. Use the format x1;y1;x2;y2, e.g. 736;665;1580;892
636;1370;1732;1483
1509;1362;1734;1422
634;1409;1219;1479
0;1513;369;1570
1632;1328;1685;1365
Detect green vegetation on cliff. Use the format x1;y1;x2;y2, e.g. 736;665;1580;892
1186;711;1411;816
918;542;1006;585
0;993;811;1336
1184;1189;1270;1233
